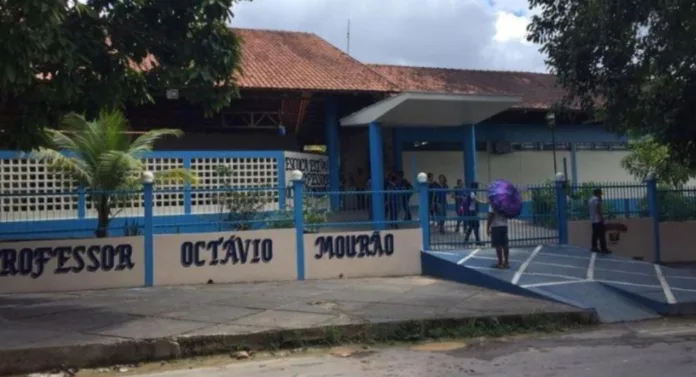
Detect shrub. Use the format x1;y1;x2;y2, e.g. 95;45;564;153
530;180;617;228
639;187;696;222
265;192;330;231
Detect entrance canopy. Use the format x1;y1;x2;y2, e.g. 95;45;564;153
340;91;523;127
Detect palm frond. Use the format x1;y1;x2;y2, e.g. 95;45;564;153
96;151;144;190
30;148;92;184
43;128;82;153
59;113;89;132
98;110;131;151
128;129;184;155
153;168;199;185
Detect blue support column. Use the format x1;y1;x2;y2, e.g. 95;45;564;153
570;143;578;187
418;177;430;251
143;180;154;287
393;129;403;172
325;96;340;210
369;122;386;230
554;173;568;244
646;174;661;263
463;124;477;187
292;176;306;280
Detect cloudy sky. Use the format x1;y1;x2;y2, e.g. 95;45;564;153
230;0;547;73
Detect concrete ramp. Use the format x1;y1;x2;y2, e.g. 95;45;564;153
422;245;696;323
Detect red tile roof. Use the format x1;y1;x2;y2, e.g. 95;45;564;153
234;28;398;92
368;64;564;110
38;28;566;108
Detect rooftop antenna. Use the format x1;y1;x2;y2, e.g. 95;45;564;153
346;19;351;55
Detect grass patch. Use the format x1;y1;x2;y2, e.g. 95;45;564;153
3;311;597;376
176;311;597;357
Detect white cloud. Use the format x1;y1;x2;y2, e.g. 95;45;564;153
231;0;547;72
493;11;531;43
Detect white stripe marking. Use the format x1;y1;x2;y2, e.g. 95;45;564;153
473;256;584;271
430;251;460;257
512;245;542;285
654;264;677;304
669;286;696;293
524;273;584;281
522;280;591;289
639;326;696;337
539;251;647;265
596;279;661;289
587;252;597;280
457;248;481;265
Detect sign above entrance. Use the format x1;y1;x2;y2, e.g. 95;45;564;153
283;151;329;190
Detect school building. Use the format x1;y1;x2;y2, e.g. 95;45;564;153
0;27;636;238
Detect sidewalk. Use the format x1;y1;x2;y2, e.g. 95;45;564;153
0;276;592;374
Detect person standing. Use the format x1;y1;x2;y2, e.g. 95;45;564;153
427;173;438;226
487;204;509;269
434;174;449;234
385;171;399;228
588;188;611;253
395;171;413;221
454;179;467;232
355;168;367;210
464;185;482;245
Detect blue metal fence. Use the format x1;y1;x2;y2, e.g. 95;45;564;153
0;171;688;265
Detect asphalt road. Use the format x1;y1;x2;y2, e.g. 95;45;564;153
127;319;696;377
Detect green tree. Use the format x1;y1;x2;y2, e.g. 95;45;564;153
528;1;696;169
1;0;246;149
31;110;195;237
621;136;695;187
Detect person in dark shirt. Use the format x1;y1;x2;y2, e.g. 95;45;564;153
355;168;367;210
454;179;466;232
395;171;413;221
385;171;399;228
434;174;449;234
427;173;438;226
463;184;482;245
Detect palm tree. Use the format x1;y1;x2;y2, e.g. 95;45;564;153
31;110;195;238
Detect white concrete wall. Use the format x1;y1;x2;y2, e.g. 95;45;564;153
402;150;637;186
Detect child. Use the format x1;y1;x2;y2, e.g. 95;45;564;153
487;204;509;269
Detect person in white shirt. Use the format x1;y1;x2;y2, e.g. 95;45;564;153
588;188;610;253
487;204;509;269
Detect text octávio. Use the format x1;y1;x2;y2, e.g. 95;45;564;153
180;236;273;267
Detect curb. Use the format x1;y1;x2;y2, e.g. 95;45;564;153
0;310;598;375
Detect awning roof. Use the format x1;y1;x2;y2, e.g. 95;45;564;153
340;91;523;127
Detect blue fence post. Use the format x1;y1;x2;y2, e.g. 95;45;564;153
417;172;430;251
77;185;86;219
292;170;306;280
554;172;568;244
142;171;154;287
183;157;192;215
277;152;286;210
646;172;661;263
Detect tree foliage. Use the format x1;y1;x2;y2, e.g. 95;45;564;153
32;110;196;237
0;0;246;149
621;136;695;187
528;1;696;169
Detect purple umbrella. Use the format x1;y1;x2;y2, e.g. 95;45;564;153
487;179;523;218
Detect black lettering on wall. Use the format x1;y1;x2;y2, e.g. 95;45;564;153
314;232;395;260
179;235;274;268
284;157;329;190
0;244;136;279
